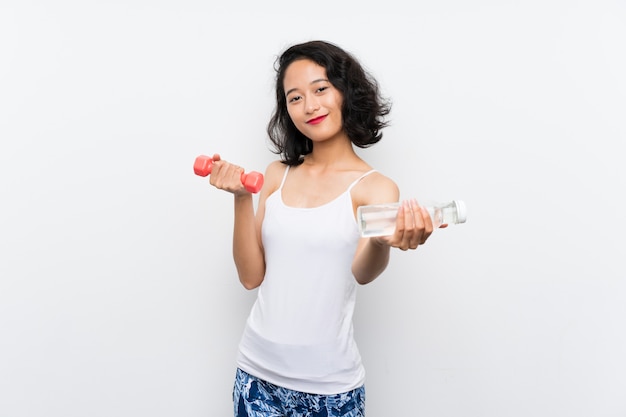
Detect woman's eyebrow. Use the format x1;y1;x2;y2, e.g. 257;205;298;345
285;78;329;96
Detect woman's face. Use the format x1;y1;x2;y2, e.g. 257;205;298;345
283;59;344;144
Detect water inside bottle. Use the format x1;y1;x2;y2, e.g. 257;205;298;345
358;200;466;237
357;203;400;237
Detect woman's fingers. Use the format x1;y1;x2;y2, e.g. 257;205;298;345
417;205;433;244
209;159;244;193
391;200;433;250
405;200;420;250
392;202;409;250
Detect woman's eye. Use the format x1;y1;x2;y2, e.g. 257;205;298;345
316;86;328;93
288;95;302;103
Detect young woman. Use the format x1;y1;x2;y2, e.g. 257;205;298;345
207;40;438;417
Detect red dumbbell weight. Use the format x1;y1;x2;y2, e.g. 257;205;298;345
193;155;264;194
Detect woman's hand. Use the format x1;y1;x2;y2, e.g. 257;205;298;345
373;199;436;251
207;154;249;196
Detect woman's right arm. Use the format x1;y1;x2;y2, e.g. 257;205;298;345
209;155;281;289
231;193;264;289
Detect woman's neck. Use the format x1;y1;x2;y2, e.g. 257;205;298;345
304;138;359;169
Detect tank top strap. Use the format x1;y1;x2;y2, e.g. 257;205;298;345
278;165;290;191
346;169;377;193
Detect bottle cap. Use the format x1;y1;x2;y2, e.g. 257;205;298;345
454;200;467;223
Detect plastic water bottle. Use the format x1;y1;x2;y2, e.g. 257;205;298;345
357;200;467;237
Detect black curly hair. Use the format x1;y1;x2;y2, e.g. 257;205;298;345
267;40;392;166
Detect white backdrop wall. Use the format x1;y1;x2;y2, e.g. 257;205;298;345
1;1;625;416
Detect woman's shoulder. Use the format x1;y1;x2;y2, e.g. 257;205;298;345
264;159;290;181
353;169;400;207
260;160;288;195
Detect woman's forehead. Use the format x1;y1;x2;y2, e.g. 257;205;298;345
284;59;328;87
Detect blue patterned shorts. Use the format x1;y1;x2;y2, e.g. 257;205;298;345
233;368;366;417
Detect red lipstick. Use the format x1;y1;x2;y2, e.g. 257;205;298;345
307;115;327;125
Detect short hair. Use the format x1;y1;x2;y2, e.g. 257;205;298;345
267;40;392;166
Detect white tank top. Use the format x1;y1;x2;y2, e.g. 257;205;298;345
236;165;376;395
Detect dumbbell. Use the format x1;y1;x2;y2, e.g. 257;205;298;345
193;155;264;194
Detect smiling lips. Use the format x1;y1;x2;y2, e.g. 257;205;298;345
306;115;327;125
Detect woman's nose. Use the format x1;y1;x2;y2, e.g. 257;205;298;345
306;98;320;113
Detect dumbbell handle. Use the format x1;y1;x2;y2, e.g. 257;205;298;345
194;155;264;194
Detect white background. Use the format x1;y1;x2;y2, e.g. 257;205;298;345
1;1;625;416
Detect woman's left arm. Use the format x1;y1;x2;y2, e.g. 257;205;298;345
351;178;434;285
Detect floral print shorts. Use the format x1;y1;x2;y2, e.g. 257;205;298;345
233;368;366;417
